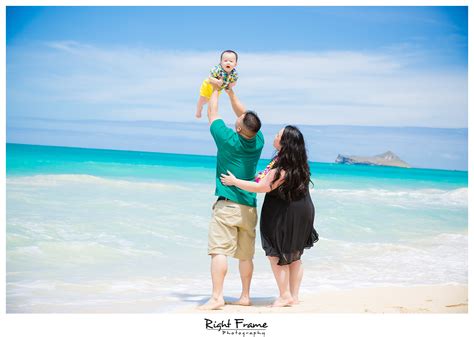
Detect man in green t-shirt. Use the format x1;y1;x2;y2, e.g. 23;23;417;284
198;83;264;310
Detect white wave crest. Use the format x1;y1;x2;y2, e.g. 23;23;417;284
312;187;467;207
7;174;192;191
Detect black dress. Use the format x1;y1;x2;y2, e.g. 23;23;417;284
260;189;318;265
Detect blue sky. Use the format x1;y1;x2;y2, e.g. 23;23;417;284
7;6;468;128
7;6;468;61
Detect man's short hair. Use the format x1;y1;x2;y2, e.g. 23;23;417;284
221;50;238;62
242;111;261;134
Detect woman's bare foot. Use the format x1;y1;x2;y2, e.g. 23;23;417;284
228;296;251;306
270;296;293;307
290;297;300;305
198;297;225;310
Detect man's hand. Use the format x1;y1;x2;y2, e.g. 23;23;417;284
208;76;224;88
224;82;236;93
210;81;221;91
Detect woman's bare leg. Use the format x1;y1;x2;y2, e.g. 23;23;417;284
268;256;293;307
289;259;303;304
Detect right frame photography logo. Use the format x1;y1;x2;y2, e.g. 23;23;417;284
204;318;268;336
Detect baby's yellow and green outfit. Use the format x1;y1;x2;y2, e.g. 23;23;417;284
199;64;239;99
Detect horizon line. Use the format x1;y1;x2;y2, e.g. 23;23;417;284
6;142;468;173
8;116;469;130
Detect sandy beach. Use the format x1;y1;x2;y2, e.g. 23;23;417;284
178;285;468;314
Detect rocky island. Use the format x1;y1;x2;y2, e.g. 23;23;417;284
335;151;410;168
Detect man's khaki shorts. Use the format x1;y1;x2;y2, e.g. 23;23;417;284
208;199;258;260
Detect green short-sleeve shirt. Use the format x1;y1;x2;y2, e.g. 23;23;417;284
210;119;264;207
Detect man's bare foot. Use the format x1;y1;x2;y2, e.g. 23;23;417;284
269;296;293;307
228;296;251;306
198;297;225;310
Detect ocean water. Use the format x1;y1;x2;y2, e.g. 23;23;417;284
7;118;468;171
6;143;468;313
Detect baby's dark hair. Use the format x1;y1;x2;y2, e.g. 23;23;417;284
242;111;261;134
221;50;238;62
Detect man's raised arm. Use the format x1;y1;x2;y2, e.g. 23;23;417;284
207;85;221;125
226;88;246;118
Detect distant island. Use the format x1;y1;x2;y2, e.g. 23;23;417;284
335;151;410;168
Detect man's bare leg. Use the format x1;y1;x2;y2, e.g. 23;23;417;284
198;254;227;310
230;259;253;306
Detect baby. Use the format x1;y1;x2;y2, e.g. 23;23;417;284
195;50;239;118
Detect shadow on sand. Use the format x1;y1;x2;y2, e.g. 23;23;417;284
171;292;275;307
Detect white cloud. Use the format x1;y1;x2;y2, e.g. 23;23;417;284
7;41;468;127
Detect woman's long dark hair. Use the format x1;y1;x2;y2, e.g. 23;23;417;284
271;125;312;201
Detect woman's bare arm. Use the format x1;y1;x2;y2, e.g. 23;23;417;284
220;168;285;193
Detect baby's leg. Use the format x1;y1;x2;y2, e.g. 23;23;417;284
196;95;209;118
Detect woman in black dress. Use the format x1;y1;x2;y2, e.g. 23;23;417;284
221;125;318;307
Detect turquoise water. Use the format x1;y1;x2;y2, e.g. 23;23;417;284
6;143;468;313
7;143;467;188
